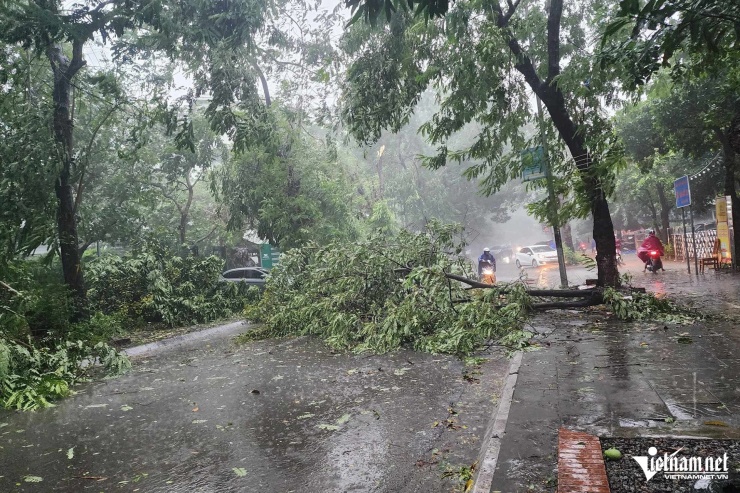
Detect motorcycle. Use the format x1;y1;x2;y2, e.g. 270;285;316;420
616;248;624;266
645;250;663;273
480;261;496;285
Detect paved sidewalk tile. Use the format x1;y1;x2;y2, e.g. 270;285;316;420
557;429;610;493
491;270;740;492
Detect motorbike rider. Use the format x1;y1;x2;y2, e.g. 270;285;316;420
615;235;623;265
478;248;497;277
637;230;665;271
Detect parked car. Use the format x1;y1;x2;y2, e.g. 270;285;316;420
490;245;515;263
515;245;559;268
220;267;269;289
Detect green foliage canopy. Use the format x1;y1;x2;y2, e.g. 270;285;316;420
215;109;361;249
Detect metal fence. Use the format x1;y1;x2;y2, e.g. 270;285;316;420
670;229;720;260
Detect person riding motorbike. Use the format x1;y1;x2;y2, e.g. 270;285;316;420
478;248;497;284
637;230;665;272
615;235;624;265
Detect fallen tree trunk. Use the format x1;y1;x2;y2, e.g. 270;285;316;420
531;295;603;310
443;272;596;298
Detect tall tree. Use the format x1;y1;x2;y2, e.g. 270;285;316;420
341;0;624;285
0;0;272;307
136;116;228;247
215;107;360;249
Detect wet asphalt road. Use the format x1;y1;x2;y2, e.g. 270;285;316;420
3;255;736;493
0;330;510;492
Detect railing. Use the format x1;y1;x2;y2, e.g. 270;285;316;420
670;229;723;260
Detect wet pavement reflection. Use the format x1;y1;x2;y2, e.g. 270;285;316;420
0;333;510;492
492;262;740;492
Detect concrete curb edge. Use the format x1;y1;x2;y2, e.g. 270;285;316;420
123;320;251;358
472;350;524;493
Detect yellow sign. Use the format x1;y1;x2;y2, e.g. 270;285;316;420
716;197;731;261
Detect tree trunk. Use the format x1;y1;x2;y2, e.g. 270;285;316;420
48;42;86;309
656;182;671;244
561;222;575;251
729;113;740;154
493;0;619;286
179;175;195;246
644;190;660;237
538;86;619;286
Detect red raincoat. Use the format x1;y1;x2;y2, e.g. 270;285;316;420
637;235;664;263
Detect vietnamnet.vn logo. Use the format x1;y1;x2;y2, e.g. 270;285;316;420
633;446;729;481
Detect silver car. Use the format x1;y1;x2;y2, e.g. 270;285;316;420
220;267;269;289
515;245;559;268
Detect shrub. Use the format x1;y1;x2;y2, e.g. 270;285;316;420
86;241;254;327
0;260;72;338
68;312;125;345
0;337;130;410
1;262;130;411
245;222;531;356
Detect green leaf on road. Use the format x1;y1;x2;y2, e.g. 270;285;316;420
318;424;339;431
67;447;74;459
336;413;351;425
233;467;247;477
23;476;43;483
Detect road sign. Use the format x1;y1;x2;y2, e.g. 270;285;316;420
260;244;281;269
521;146;546;182
674;175;691;208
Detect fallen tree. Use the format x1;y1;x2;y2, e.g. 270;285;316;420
242;223;695;355
245;222;536;355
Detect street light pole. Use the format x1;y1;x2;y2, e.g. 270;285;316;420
536;96;568;288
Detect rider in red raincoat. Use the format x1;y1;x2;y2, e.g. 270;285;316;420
637;230;664;265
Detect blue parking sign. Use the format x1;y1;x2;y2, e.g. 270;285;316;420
674;175;691;208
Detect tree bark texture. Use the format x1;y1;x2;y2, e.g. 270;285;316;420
729;113;740;155
560;222;574;251
48;42;86;306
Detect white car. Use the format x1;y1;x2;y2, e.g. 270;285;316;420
515;245;559;268
220;267;269;289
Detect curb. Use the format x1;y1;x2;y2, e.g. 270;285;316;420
123;320;251;358
472;350;523;493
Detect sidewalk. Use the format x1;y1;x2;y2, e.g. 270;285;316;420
489;266;740;492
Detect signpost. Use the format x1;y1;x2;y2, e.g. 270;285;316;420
673;176;695;274
532;97;567;288
260;244;280;269
521;146;546;182
674;176;691;208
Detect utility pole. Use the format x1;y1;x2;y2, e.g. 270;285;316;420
536;96;568;288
